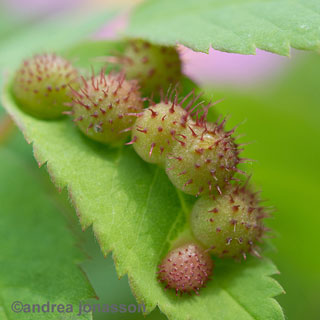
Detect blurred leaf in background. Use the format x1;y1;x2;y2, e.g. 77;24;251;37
0;146;95;319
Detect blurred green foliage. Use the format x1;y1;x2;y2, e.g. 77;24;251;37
0;146;95;320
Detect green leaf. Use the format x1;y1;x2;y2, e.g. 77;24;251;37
0;147;95;319
126;0;320;55
1;41;284;320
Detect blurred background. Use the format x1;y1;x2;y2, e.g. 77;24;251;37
0;1;319;319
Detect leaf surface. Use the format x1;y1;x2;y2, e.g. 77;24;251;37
127;0;320;55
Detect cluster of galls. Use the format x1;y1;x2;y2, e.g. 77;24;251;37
128;89;268;295
12;39;270;297
131;90;241;197
157;181;268;296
